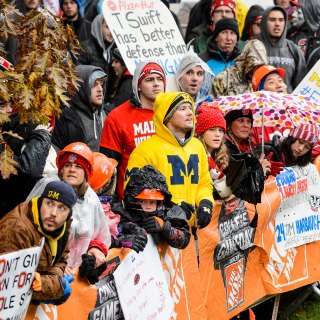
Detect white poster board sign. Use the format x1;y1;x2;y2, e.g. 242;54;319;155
0;239;44;319
114;235;173;320
274;165;320;250
293;59;320;103
102;0;187;88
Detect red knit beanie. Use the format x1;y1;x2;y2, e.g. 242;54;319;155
196;102;226;136
137;62;166;88
57;152;92;180
210;0;236;17
291;124;319;146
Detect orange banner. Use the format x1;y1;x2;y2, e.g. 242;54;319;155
199;161;320;319
26;161;320;320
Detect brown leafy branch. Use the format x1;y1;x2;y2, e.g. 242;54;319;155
0;0;81;179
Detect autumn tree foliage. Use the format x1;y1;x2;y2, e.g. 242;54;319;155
0;0;81;178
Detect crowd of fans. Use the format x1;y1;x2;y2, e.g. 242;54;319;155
1;0;320;318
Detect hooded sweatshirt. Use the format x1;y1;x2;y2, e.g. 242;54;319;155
126;92;213;208
52;65;107;152
212;39;267;98
258;6;307;92
90;14;114;64
125;94;213;320
241;5;265;42
26;173;111;268
100;61;162;200
300;0;320;65
78;14;116;100
0;200;70;301
175;50;214;110
59;0;91;42
300;0;320;34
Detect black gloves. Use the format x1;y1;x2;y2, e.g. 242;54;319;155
117;234;148;252
161;220;179;240
79;254;107;285
142;217;178;240
142;216;163;233
179;201;194;220
113;222;148;253
196;200;213;229
122;222;146;236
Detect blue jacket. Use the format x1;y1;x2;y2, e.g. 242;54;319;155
199;39;241;76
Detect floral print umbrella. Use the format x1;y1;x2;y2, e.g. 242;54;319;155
212;91;320;128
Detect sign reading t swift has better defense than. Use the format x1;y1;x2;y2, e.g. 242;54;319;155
102;0;187;77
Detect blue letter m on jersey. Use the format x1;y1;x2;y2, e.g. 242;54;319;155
167;154;199;185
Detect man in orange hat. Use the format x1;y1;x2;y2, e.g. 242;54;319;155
252;65;287;93
251;65;290;146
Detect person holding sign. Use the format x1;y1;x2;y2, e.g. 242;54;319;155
125;91;213;319
264;123;319;168
100;61;166;201
0;181;77;304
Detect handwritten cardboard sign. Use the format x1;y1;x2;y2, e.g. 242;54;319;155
102;0;187;78
113;235;173;320
293;59;320;103
275;165;320;250
0;239;44;319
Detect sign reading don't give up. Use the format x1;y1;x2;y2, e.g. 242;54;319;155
0;239;44;320
102;0;187;76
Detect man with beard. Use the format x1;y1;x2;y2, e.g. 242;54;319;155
0;181;77;305
256;6;306;92
175;51;214;110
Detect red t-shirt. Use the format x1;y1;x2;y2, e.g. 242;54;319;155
100;100;155;199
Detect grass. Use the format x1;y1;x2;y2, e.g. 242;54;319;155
279;296;320;320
